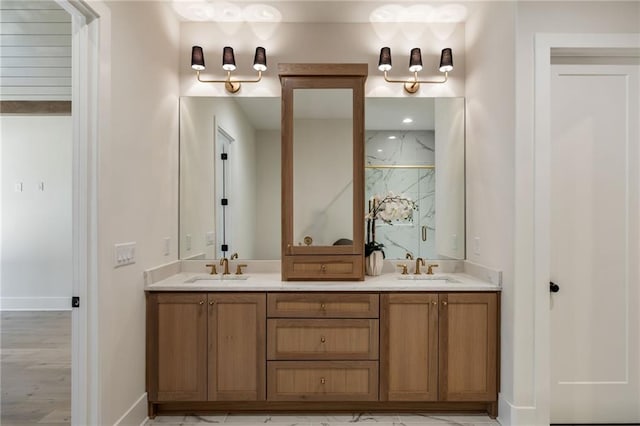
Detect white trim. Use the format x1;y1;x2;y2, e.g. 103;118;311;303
532;33;640;425
54;0;107;425
0;297;71;311
498;393;537;426
112;392;148;426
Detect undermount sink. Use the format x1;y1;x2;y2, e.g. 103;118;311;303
397;274;461;283
185;275;250;283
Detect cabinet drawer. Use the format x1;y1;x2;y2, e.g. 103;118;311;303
267;361;378;401
267;319;379;360
283;255;363;281
268;293;379;318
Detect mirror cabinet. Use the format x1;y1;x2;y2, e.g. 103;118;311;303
279;64;368;280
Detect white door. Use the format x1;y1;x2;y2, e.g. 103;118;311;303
550;62;640;423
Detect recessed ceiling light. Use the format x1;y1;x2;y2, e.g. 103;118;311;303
402;118;413;124
388;135;397;140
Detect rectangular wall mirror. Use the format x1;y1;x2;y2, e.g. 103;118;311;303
179;96;465;261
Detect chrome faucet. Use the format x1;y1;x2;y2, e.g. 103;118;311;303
414;258;425;274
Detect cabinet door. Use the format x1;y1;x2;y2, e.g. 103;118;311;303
439;292;498;401
208;293;266;401
380;293;439;401
148;292;207;402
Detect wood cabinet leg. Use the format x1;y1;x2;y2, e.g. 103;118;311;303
148;402;158;419
488;401;498;419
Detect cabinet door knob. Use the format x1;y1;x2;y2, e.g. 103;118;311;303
432;301;437;306
199;300;204;305
320;377;326;384
442;301;448;306
320;336;326;343
209;301;214;305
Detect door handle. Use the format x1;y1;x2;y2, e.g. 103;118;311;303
550;281;560;293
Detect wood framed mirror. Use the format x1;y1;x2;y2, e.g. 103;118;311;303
279;64;368;281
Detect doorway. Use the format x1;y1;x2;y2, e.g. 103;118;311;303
549;60;639;423
533;34;640;425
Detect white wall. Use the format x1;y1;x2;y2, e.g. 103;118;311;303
0;115;72;310
255;130;281;259
512;2;640;424
94;2;180;424
463;1;517;422
434;97;465;259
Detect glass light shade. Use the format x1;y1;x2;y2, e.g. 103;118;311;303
378;47;392;72
191;45;205;71
222;46;236;71
253;46;267;72
439;48;453;72
409;48;423;72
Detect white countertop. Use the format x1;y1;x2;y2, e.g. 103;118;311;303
144;271;500;292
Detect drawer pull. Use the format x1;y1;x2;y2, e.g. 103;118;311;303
321;264;327;272
320;377;326;384
320;336;326;343
320;303;326;310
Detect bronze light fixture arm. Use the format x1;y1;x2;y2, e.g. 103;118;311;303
195;70;263;94
382;70;449;94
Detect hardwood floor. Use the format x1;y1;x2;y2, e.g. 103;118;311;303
1;311;71;425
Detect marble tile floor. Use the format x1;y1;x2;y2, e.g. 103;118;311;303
146;413;500;426
0;311;71;425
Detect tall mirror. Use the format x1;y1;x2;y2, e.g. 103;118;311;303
179;97;281;260
293;89;354;247
365;97;465;260
178;96;464;261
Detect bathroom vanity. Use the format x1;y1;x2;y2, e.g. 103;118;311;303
145;269;500;418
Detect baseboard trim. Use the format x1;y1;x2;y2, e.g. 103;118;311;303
498;394;538;426
113;392;148;426
0;297;71;311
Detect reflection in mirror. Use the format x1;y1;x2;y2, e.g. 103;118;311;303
179;97;281;260
293;89;353;247
365;97;465;260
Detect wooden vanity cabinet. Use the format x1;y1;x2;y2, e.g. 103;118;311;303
147;292;266;403
381;292;499;411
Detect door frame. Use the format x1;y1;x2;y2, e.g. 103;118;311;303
53;1;108;424
532;33;640;424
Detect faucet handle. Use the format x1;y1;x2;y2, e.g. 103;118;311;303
427;263;439;275
405;252;414;260
235;264;248;275
230;252;239;260
397;264;409;275
205;263;217;275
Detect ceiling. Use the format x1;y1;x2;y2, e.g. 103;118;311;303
171;1;469;24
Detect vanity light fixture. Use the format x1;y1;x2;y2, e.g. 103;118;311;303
191;45;267;94
378;47;453;94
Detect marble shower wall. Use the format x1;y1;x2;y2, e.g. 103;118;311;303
365;130;436;259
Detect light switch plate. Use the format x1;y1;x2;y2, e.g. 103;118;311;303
114;242;136;268
185;234;192;251
473;237;481;256
163;237;170;256
205;232;215;246
15;182;23;192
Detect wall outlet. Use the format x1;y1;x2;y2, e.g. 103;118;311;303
14;182;23;192
114;242;136;268
473;237;481;256
205;232;215;246
163;237;171;256
185;234;192;251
